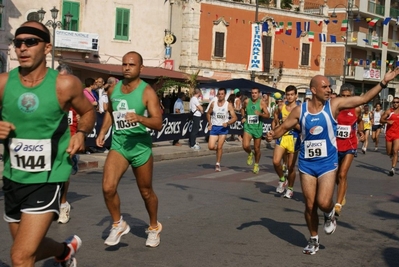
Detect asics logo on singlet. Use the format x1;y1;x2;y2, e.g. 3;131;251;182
311;118;319;122
14;142;44;152
306;142;323;148
347;112;354;116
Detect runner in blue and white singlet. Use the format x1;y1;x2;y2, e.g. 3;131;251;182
298;100;338;177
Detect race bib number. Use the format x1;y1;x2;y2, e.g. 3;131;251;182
247;115;259;124
304;140;327;159
68;110;73;125
336;125;351;139
9;138;51;172
216;112;226;120
112;109;139;130
363;116;370;123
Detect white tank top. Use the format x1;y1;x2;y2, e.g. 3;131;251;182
373;110;381;125
211;100;229;126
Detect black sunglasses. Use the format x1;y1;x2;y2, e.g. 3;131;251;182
13;38;44;48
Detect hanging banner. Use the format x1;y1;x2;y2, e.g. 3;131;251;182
55;30;99;51
248;23;263;72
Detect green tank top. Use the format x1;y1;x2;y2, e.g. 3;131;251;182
2;68;71;184
244;98;263;135
110;80;149;136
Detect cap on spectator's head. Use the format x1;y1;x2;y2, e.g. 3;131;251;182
272;92;284;100
233;88;240;94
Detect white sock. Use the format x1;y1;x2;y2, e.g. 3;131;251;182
60;201;69;208
311;235;319;242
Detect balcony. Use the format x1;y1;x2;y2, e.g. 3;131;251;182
367;1;384;16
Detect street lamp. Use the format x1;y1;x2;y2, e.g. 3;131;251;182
331;0;360;84
38;7;73;69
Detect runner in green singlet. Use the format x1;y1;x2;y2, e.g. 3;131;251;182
0;21;95;267
96;51;163;248
240;88;270;174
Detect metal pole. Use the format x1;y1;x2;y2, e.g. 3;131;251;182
343;9;349;84
52;23;56;69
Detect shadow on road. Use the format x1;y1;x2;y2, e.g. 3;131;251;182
236;217;308;248
254;182;305;202
383;247;399;267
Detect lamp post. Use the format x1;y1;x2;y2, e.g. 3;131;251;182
331;0;359;85
37;7;72;69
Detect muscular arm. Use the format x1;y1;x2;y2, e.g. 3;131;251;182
268;106;300;139
227;102;237;125
134;86;163;131
206;102;214;126
240;99;248;123
59;75;96;134
332;68;399;114
380;108;392;124
258;100;270;119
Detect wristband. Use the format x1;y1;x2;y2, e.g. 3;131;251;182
380;81;387;88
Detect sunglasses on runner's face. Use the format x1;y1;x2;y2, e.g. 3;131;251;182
393;101;399;104
13;38;44;48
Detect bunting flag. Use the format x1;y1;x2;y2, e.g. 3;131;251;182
389;60;394;66
383;17;392;25
332;20;338;24
368;18;379;26
366;59;370;65
304;21;310;32
341;36;347;41
359;59;363;65
330;35;336;43
352;37;357;41
363;39;369;43
262;22;269;34
285;22;292;35
324;20;330;25
319;33;326;42
354;59;359;66
314;20;322;26
372;36;379;48
347;58;352;65
296;22;302;38
395;42;399;47
377;60;381;66
341;20;348;31
308;31;314;42
382;41;389;46
279;22;284;33
371;60;376;66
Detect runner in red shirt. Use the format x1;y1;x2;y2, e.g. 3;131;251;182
381;96;399;176
335;84;364;216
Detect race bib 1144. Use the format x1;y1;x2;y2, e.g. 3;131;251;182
9;138;51;172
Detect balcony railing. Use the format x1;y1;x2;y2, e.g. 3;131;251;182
368;1;384;16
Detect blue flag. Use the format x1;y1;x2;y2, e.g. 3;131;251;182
296;22;302;38
383;17;392;25
330;35;336;43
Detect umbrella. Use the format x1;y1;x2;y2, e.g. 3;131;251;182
198;78;283;94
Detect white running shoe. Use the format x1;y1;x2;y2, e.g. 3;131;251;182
104;220;131;246
145;222;162;248
58;202;71;224
276;180;287;194
303;237;319;255
283;188;293;199
323;209;337;235
215;164;221;172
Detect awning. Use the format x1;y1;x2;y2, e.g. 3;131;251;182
65;61;215;82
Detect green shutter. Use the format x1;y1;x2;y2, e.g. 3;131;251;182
62;1;80;31
115;8;129;40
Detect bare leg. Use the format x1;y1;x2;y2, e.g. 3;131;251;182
242;131;253;154
336;154;354;204
253;138;261;164
133;156;158;228
300;173;318;236
9;213;64;267
286;152;299;188
102;150;130;222
216;135;227;163
272;145;285;178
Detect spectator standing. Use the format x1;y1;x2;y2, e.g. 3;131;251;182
173;92;185;146
189;88;204;150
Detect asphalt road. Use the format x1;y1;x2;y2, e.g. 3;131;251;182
0;138;399;267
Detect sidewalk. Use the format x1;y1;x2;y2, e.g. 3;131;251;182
78;138;264;170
